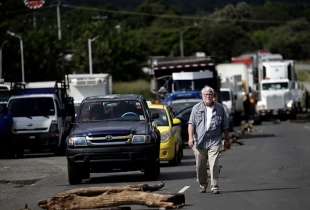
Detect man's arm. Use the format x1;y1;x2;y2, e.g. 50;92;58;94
188;123;195;148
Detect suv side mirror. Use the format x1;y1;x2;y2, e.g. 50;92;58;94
172;118;182;126
151;113;159;120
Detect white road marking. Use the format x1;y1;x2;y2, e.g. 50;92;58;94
178;185;190;193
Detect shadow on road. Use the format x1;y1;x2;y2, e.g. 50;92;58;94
222;186;298;194
241;133;276;140
83;168;196;184
87;173;148;184
160;170;196;181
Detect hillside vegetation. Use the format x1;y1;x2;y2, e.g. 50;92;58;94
1;0;310;82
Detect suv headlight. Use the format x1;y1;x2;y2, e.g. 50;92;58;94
68;136;88;146
132;135;151;144
160;131;171;142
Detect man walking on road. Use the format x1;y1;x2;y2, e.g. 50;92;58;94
188;86;231;194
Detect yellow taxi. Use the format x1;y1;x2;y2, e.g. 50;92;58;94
148;102;183;165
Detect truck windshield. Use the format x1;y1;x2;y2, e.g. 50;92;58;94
8;97;55;117
78;100;146;122
220;91;230;101
262;82;288;90
0;90;10;103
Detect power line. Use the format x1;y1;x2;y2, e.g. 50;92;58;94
61;4;286;24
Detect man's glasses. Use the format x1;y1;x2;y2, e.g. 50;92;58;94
203;93;214;96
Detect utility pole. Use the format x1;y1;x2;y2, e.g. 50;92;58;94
57;0;62;40
0;41;7;80
7;31;25;83
179;31;184;57
88;37;98;74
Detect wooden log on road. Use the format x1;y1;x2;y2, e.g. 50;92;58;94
38;183;185;210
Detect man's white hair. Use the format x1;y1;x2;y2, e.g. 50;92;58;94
201;86;214;94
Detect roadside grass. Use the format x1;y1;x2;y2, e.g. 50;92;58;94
113;80;154;100
297;70;310;81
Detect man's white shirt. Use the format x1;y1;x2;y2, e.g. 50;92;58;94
206;105;214;131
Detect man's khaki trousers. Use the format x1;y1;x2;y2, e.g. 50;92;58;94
193;145;221;189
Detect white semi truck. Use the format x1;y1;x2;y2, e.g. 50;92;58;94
256;78;300;119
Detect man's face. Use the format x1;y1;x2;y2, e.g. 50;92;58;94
202;91;214;106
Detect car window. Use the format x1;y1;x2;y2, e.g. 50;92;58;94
78;100;146;122
171;101;199;115
150;108;169;126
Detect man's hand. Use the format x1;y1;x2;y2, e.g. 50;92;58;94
188;138;194;148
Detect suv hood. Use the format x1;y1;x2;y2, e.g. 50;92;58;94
71;121;148;136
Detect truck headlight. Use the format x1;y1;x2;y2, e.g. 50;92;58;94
160;132;171;142
132;135;151;144
286;100;294;109
68;136;88;146
256;101;266;111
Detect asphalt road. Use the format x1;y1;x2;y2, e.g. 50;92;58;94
1;120;310;210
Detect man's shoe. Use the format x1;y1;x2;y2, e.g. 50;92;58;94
211;188;220;194
199;186;207;193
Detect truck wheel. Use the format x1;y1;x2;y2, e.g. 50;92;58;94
67;160;82;185
144;159;160;180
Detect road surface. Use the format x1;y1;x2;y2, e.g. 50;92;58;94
1;120;310;210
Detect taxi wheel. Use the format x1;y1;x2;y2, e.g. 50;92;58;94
168;146;180;166
177;147;183;164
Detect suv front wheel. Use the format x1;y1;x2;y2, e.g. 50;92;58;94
67;160;82;184
144;159;160;180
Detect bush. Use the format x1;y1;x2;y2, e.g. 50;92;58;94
297;70;310;82
113;80;154;100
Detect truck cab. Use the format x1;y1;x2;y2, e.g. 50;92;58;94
256;78;296;119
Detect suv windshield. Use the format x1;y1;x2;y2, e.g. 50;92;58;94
9;97;55;117
78;100;146;122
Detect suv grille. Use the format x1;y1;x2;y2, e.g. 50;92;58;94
86;134;132;144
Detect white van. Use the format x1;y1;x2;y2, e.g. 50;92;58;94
7;90;68;156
